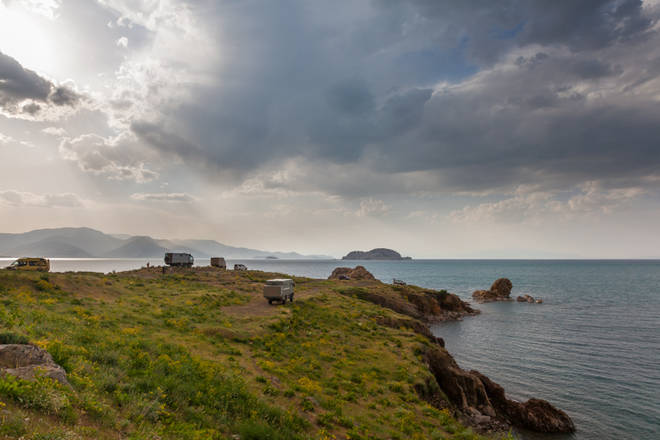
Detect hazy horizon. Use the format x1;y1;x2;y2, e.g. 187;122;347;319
3;1;660;259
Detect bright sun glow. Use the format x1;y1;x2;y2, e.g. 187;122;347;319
0;4;58;78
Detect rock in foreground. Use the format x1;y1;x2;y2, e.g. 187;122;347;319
0;344;69;385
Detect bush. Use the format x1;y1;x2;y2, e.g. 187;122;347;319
0;332;29;344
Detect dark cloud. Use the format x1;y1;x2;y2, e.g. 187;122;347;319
115;0;660;196
0;51;81;115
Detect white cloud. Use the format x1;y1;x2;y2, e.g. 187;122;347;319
449;182;646;224
0;190;82;208
356;198;391;217
58;133;158;183
130;192;195;203
41;126;67;137
14;0;61;19
116;36;128;48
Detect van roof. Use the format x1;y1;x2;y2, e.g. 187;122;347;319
266;278;293;283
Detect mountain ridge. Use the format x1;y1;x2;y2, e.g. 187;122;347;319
0;227;330;259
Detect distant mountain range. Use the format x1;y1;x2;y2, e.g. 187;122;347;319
0;227;330;259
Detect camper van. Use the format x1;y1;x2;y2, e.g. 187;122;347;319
210;257;226;269
263;279;295;304
6;257;50;272
164;253;194;267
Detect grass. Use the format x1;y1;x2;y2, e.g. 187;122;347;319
0;267;503;440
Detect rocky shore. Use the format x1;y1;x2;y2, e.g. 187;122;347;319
334;266;574;434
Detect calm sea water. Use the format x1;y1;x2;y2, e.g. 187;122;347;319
1;258;658;439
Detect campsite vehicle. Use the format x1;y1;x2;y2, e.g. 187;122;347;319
263;279;295;304
234;264;247;271
393;279;407;286
164;252;194;267
210;257;226;269
6;257;50;272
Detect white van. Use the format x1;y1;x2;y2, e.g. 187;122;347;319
263;279;295;304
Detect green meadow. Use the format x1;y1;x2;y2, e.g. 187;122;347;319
0;268;506;440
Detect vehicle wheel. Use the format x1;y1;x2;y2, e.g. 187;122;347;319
290;293;294;302
268;299;273;305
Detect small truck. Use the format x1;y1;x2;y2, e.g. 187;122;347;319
263;279;295;304
164;252;194;267
6;257;50;272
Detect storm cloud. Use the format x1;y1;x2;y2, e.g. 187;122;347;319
0;51;81;117
106;0;660;197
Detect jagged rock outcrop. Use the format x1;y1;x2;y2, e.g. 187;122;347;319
424;346;575;433
472;278;514;302
340;284;479;322
0;344;69;385
342;248;412;260
328;266;376;281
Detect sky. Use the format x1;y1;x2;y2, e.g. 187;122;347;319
1;0;660;258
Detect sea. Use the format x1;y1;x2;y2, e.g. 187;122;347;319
1;257;658;440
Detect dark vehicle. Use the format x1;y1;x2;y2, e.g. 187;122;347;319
164;252;194;267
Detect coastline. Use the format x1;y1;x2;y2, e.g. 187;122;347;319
0;264;576;439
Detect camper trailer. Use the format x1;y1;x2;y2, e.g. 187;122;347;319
210;257;226;269
164;253;194;267
6;257;50;272
263;279;295;304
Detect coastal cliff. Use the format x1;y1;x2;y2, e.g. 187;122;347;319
342;248;412;260
0;267;573;439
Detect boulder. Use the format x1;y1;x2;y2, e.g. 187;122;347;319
490;278;513;297
0;344;69;385
328;266;376;281
517;294;535;303
472;278;514;303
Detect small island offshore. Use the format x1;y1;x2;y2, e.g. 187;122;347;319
342;248;412;260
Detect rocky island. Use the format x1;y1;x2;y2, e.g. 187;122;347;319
342;248;412;260
0;266;572;439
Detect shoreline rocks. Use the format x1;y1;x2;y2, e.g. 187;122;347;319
423;346;575;434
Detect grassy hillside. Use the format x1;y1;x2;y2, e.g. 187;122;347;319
0;268;506;440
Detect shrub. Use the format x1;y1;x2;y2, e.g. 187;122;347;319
0;332;29;344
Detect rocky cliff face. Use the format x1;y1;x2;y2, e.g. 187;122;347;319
423;346;575;433
342;248;411;260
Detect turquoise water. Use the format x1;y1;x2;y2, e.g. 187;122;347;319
2;258;658;439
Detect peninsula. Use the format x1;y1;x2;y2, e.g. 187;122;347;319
0;265;573;439
342;248;412;260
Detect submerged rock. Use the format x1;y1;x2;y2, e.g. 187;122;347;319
0;344;69;385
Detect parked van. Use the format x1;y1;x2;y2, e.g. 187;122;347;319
263;279;295;304
234;264;247;271
210;257;226;269
6;257;50;272
164;253;194;267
